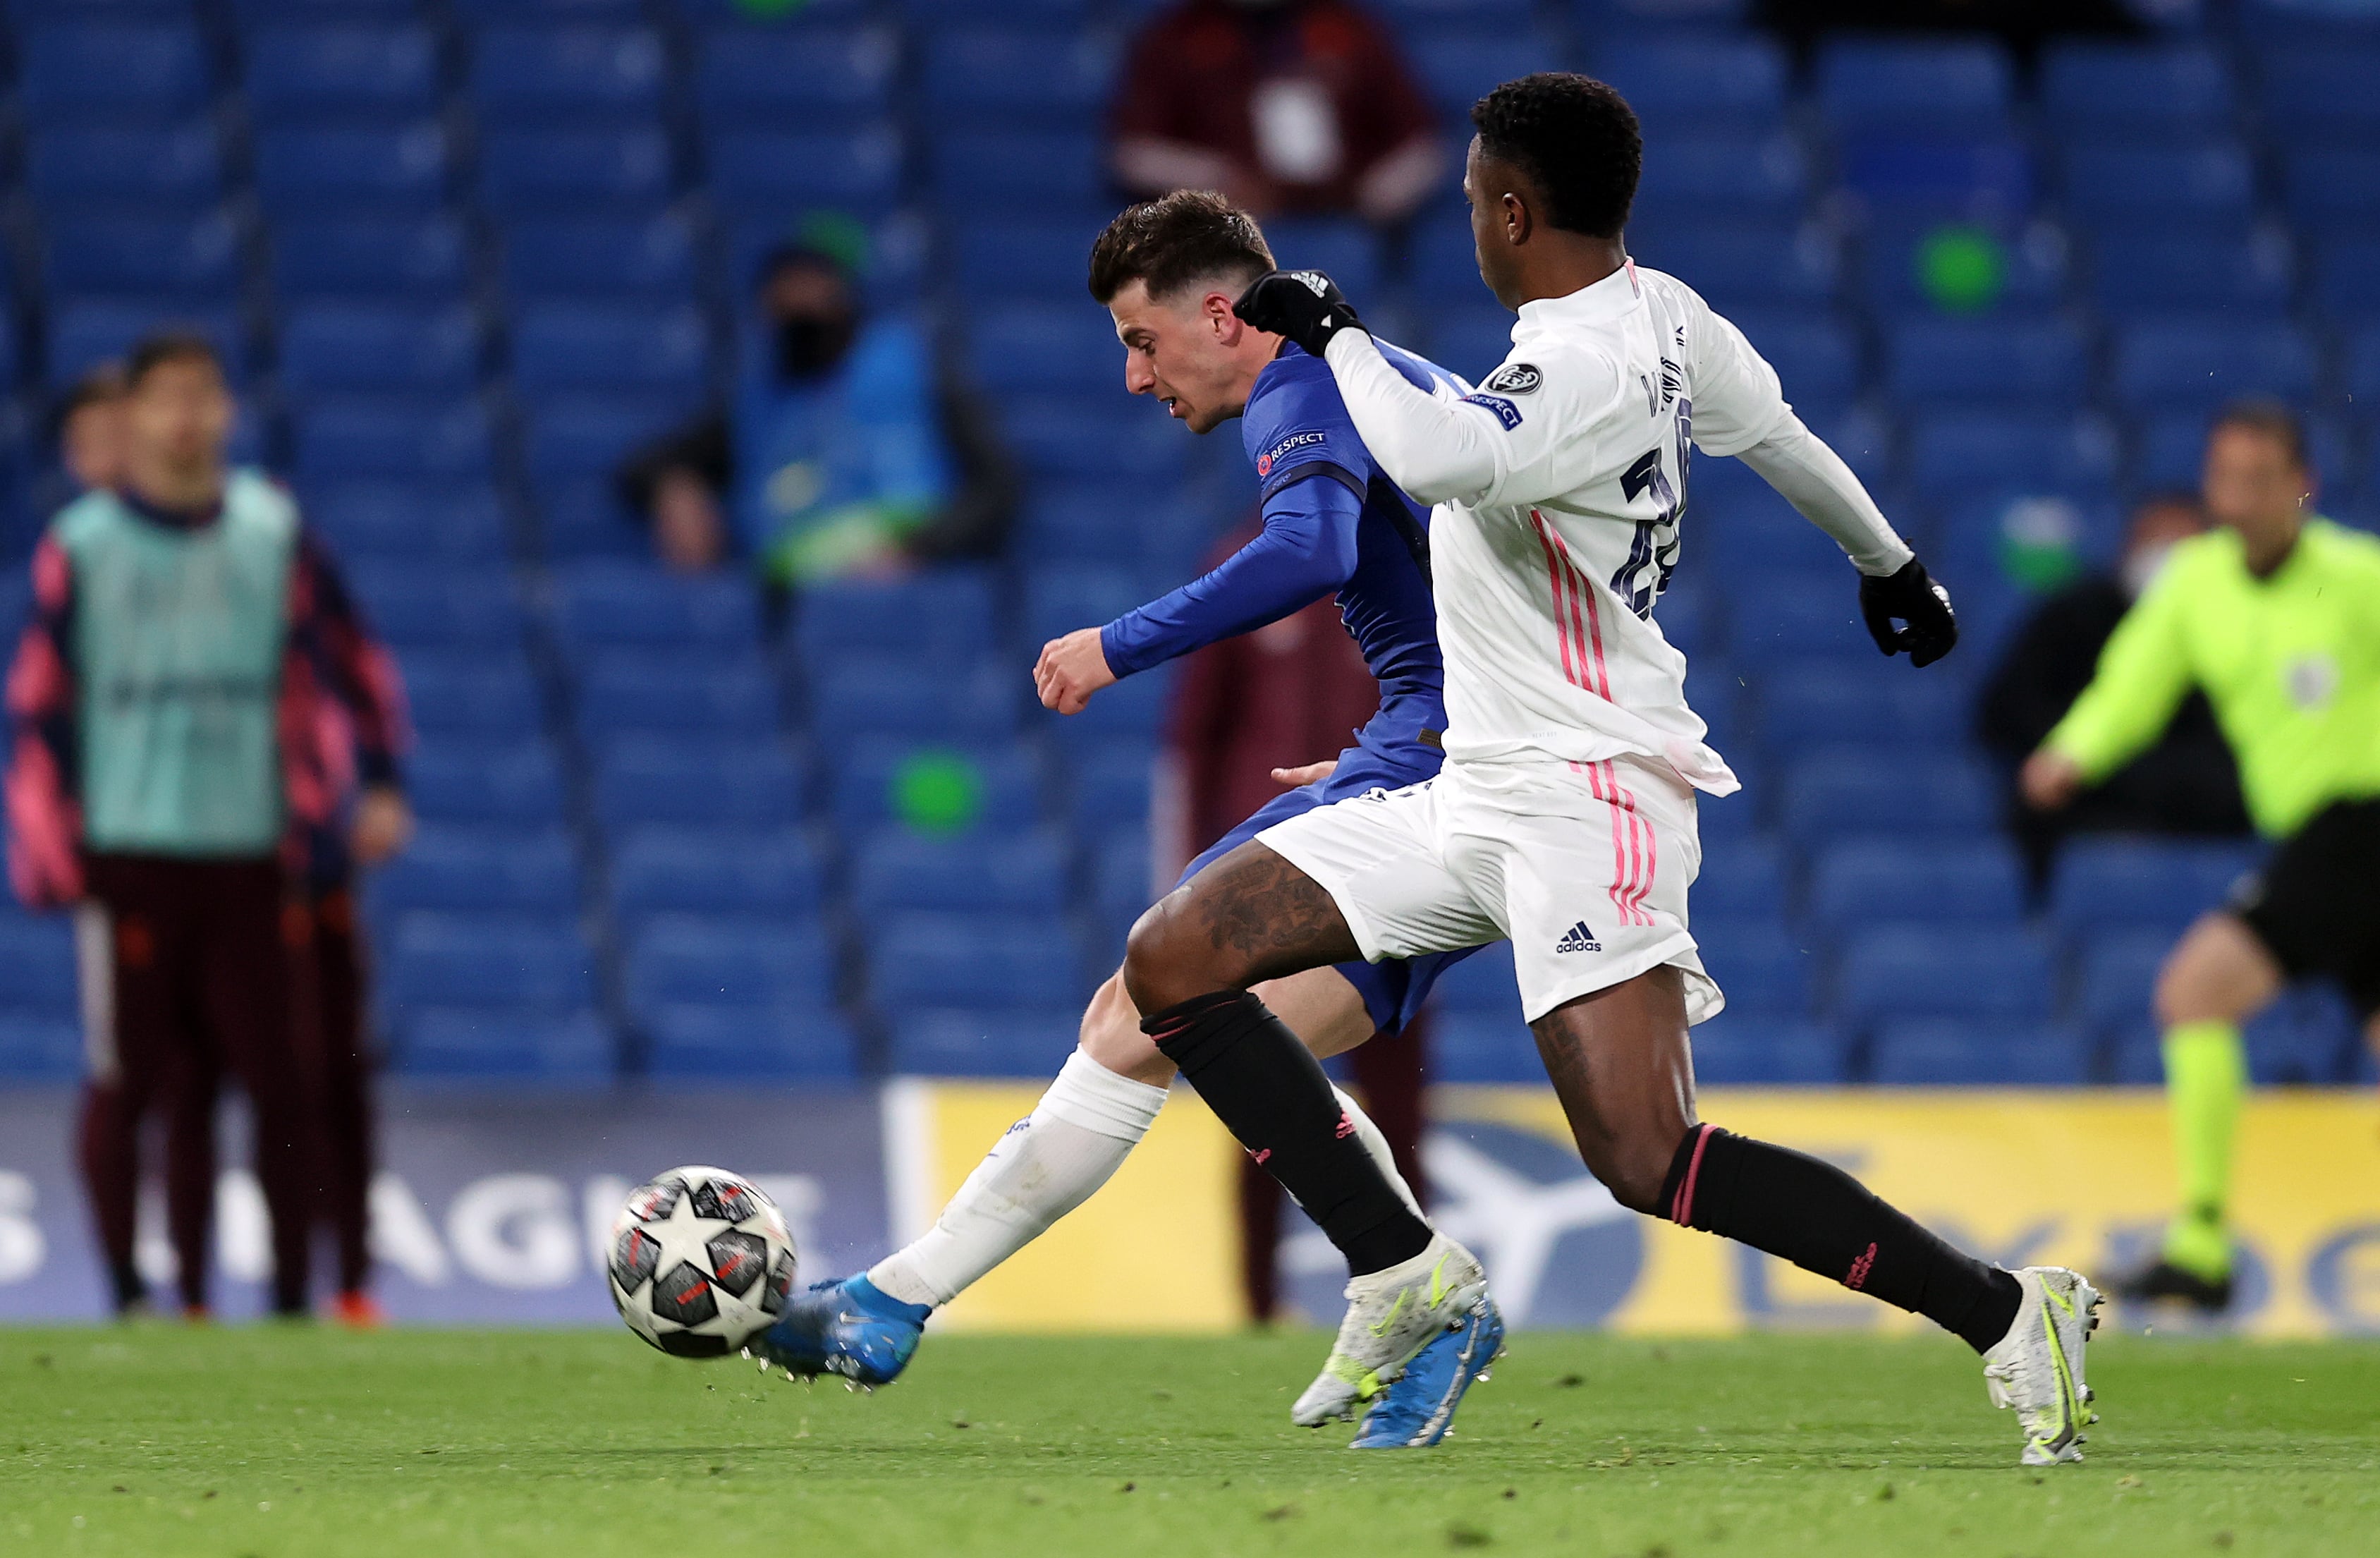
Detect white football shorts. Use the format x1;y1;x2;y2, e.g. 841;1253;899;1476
1256;752;1723;1026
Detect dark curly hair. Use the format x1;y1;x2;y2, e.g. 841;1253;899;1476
1087;190;1275;305
1471;73;1642;241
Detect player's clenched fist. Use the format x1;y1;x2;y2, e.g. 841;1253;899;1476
1858;556;1959;668
1034;627;1118;714
1232;269;1367;358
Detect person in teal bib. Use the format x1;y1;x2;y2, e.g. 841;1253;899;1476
5;333;412;1320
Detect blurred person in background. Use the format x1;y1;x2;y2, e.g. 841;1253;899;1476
2022;403;2380;1315
1979;492;2250;894
1110;0;1443;226
1157;523;1431;1323
55;364;129;496
6;332;410;1321
617;241;1013;583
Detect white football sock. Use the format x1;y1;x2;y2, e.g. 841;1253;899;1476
1331;1084;1426;1220
868;1050;1168;1308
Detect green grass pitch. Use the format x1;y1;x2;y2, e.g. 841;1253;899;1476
4;1326;2376;1557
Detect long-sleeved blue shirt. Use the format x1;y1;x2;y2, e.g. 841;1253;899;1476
1101;339;1458;767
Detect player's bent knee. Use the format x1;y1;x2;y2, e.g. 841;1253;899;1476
1120;894;1238;1015
2154;914;2270;1027
1078;973;1175;1087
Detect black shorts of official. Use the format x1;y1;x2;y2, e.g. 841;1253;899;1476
2228;796;2380;1021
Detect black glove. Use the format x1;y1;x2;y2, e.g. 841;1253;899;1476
1859;556;1958;668
1232;269;1367;358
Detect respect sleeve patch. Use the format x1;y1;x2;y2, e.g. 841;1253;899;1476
1459;392;1523;430
1254;429;1330;479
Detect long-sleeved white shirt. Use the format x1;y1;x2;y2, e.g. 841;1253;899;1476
1319;260;1913;790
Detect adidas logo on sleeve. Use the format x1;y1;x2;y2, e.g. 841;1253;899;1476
1554;921;1601;954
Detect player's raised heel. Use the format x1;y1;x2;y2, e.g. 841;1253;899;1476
1349;1296;1506;1448
1293;1231;1490;1428
745;1274;929;1388
1982;1266;2103;1466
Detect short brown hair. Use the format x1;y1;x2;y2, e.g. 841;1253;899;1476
124;330;224;389
2210;399;2308;470
1087;191;1274;306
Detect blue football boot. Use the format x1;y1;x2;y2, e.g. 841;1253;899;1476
745;1274;929;1389
1348;1295;1506;1448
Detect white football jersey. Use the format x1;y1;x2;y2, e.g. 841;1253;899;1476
1423;260;1790;793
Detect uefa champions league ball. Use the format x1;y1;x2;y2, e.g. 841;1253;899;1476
608;1166;798;1358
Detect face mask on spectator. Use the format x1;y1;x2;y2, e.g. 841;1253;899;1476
775;310;858;380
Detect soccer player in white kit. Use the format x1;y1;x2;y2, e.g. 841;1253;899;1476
1132;73;2104;1466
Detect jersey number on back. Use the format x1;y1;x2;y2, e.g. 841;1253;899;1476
1611;398;1692;619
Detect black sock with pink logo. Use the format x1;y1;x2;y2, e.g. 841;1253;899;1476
1145;990;1431;1276
1660;1124;2022;1354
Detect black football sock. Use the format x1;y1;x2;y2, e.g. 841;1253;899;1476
108;1258;147;1313
1662;1125;2022;1355
1145;990;1432;1276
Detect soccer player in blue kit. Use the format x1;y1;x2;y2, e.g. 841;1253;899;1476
755;192;1506;1448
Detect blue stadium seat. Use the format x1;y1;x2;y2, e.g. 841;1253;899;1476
511;304;709;396
306;480;509;564
1782;752;1997;843
469;25;666;122
931;131;1103;211
2282;149;2380;236
231;0;424;17
2051;836;2259;935
369;825;581;915
646;1006;859;1083
1419;306;1522;389
396;651;543;732
918;28;1116;128
694;23;895;129
2110;320;2317;411
1018;480;1200;567
2062;142;2255;226
952;217;1115;301
272;217;469;301
537;477;647;561
480;127;672;207
1594;37;1786;133
1871;1021;2089;1085
1068;741;1154;832
43;212;238;303
1836;927;2055;1025
1755;662;1970;755
243;24;439;123
355;570;529;647
2092;233;2291;318
623;917;832;1016
888;1008;1080;1077
1089;821;1155;933
1691;834;1788;920
2040;42;2236;135
573;653;781;740
1905;413;2114;500
1884;320;2092;412
2075;930;2166;1037
252;123;450;212
1723;585;1872;661
810;657;1018;744
1810;839;2025;930
1722;311;1860;406
1859;218;2069;318
1692;917;1813;1017
521;395;686;482
1815;38;2014;136
293;398;495;480
1403;30;1563;119
1429;939;1521;1018
25;123;221;209
18;23;211;125
797;570;999;666
1255;219;1386;300
969;305;1126;398
1020;564;1147;651
0;1016;81;1083
1627;221;1836;308
451;0;648;17
1584;0;1752;29
828;738;1043;834
611;829;825;920
869;913;1084;1014
593;738;807;830
551;561;760;650
852;828;1070;920
408;741;567;827
501;214;696;298
707;127;904;209
1430;1013;1544;1084
400;1009;612;1082
1633;132;1809;223
1835;138;2032;219
2257;48;2380;147
1005;396;1185;484
0;916;80;1020
383;915;598;1014
2350;322;2380;403
1690;1015;1845;1085
47;303;242;388
280;304;479;395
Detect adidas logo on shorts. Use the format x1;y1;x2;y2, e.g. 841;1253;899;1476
1554;920;1602;954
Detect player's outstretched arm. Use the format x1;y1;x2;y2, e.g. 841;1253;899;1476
1735;415;1958;668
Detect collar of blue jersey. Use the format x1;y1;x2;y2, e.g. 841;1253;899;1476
1513;258;1645;333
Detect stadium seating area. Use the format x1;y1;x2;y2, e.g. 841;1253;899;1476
0;0;2371;1086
